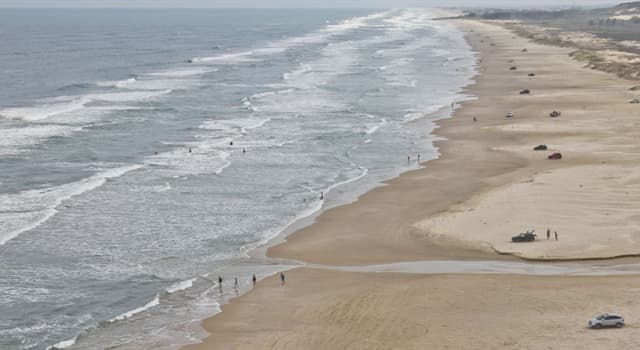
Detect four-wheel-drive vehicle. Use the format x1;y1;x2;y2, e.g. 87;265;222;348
520;89;531;95
533;144;548;151
505;112;514;118
589;314;625;329
512;231;536;242
630;98;640;104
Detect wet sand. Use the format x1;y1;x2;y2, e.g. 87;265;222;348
184;268;640;350
181;19;640;349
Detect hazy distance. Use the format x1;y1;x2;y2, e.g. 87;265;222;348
0;0;623;8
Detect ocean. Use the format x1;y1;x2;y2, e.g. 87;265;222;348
0;8;476;350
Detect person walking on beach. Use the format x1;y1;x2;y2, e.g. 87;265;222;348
407;155;410;164
234;277;239;290
242;148;246;155
473;116;477;122
554;231;558;241
546;228;550;240
252;274;257;286
320;191;324;200
417;154;421;163
280;272;286;285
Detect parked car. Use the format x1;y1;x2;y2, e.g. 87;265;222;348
528;73;536;77
505;112;514;118
548;152;562;160
512;231;536;242
630;98;640;104
588;314;625;329
533;144;548;151
520;89;530;95
509;66;517;70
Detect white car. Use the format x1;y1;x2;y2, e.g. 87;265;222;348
630;98;640;104
505;112;514;118
588;313;625;329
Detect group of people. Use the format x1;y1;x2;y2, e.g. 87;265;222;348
546;228;559;241
408;154;421;164
216;272;286;292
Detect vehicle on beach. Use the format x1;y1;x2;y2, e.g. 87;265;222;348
548;152;562;160
520;89;530;95
505;112;514;118
509;66;517;70
549;110;561;117
533;144;548;151
630;98;640;104
588;314;625;329
528;73;536;77
512;231;536;242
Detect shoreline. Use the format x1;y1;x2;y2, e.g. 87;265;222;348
181;17;640;350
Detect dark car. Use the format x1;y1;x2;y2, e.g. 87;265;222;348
533;144;548;151
520;89;531;95
512;231;536;242
548;152;562;160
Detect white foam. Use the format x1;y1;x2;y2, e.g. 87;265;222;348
95;77;137;88
0;164;141;246
148;67;218;77
165;278;196;294
198;117;271;134
0;125;82;155
189;51;256;64
365;118;388;135
114;79;197;91
45;336;78;350
156;182;172;193
190;10;392;65
0;97;90;121
108;294;160;323
145;148;231;176
0;89;170;122
83;89;172;103
325;167;369;197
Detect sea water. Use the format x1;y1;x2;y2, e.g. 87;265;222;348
0;8;476;350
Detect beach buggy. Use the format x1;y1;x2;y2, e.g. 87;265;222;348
512;230;536;242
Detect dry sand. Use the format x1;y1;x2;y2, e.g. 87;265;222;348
181;19;640;349
415;21;640;261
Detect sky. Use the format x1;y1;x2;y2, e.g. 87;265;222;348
0;0;624;8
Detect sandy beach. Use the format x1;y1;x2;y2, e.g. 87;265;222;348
182;18;640;349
